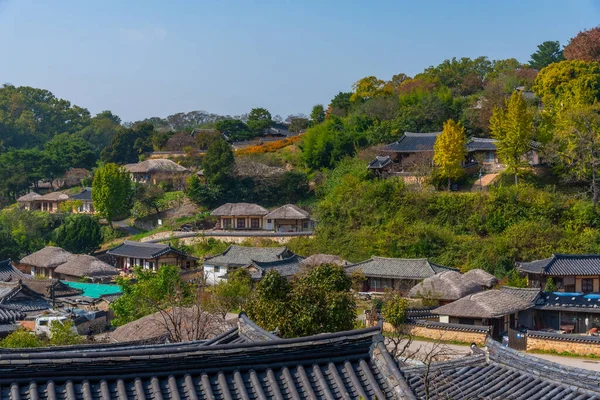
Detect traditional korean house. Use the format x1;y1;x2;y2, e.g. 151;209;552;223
69;187;95;214
16;192;41;210
53;255;120;283
379;131;440;171
0;259;27;282
466;137;502;170
32;191;70;212
203;245;293;284
0;281;51;314
124;159;190;187
518;254;600;293
432;289;533;338
408;269;498;305
264;204;314;232
0;313;594;399
402;336;600;399
18;246;74;278
367;155;393;177
345;257;456;294
106;240;198;272
246;254;305;281
211;203;269;230
534;291;600;334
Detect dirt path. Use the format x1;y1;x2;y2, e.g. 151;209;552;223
471;173;499;191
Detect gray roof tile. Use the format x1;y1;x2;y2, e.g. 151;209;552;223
205;245;292;268
107;240;191;259
368;155;393;169
384;132;441;153
345;257;456;280
466;137;498;151
518;254;600;276
249;255;305;279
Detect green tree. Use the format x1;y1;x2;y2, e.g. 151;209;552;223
328;92;353;117
246;264;356;338
49;320;83;346
310;104;325;125
212;268;253;312
185;174;222;207
489;91;534;184
529;41;564;70
288;116;310;134
351;76;389;102
433;119;467;190
203;139;234;186
246;108;273;135
92;163;132;227
0;328;42;348
100;123;154;164
533;60;600;108
134;183;165;214
544;277;558;292
546;104;600;204
381;292;408;328
52;214;103;254
111;265;193;326
42;133;97;183
215;119;250;141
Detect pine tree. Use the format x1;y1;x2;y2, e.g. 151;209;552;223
490;91;534;184
433;119;467;190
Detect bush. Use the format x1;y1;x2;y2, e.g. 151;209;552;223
0;328;42;348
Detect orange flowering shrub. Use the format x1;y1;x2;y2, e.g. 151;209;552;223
237;135;302;155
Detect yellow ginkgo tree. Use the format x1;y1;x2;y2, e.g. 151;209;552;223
433;119;467;190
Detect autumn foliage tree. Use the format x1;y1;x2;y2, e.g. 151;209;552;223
490;91;534;184
564;26;600;63
433;119;467;190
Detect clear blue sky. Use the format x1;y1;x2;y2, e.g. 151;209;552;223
0;0;598;122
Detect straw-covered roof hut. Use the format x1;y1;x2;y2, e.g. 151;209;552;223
300;254;348;267
54;255;119;282
20;247;74;269
408;270;482;302
463;269;499;288
432;289;533;319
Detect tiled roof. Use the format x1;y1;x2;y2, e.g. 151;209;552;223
0;319;414;400
107;240;191;259
432;289;533;319
204;245;292;268
0;259;27;282
368;155;393;169
518;254;600;276
528;330;600;344
406;319;490;334
466;137;497;151
264;204;310;220
403;337;600;399
345;257;456;280
23;279;83;298
69;187;92;201
249;255;306;280
0;306;25;324
211;202;269;217
536;292;600;313
383;132;441;153
499;286;543;305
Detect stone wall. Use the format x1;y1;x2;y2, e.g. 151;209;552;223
379;320;490;345
526;331;600;356
140;231;313;245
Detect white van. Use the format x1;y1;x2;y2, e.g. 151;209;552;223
34;316;76;337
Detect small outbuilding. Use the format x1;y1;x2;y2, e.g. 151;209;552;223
53;255;120;283
264;204;314;232
18;247;74;278
211;203;269;230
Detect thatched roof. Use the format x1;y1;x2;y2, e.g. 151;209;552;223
20;247;74;269
211;203;269;217
265;204;310;220
300;254;348;267
124;159;190;174
54;255;119;278
408;271;482;301
463;269;499;288
17;192;41;202
109;307;233;343
432;289;533;319
37;192;69;201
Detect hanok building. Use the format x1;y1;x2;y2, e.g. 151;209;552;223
0;259;27;282
69;187;95;214
345;257;456;294
432;289;533;338
264;204;314;232
466;137;502;171
124;159;191;187
408;269;498;305
0;314;595;400
0;280;51;315
211;203;269;230
18;246;75;278
20;191;70;212
380;131;440;172
246;254;306;281
16;192;42;210
106;240;198;272
367;155;393;177
518;254;600;293
203;245;294;284
53;255;120;283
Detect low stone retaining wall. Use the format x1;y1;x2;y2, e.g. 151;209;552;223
380;320;490;345
141;231;313;244
527;330;600;356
